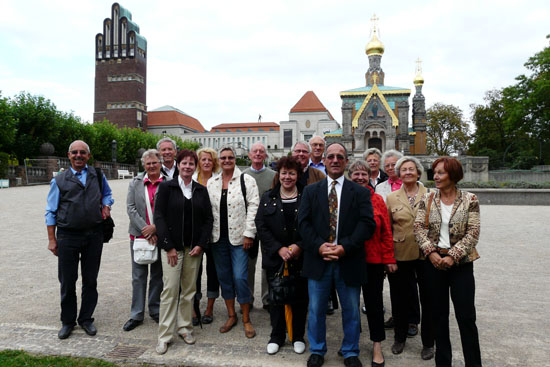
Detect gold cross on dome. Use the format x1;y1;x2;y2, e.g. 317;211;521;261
416;58;423;74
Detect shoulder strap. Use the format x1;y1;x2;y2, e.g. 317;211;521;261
95;167;103;193
425;191;435;229
240;173;248;213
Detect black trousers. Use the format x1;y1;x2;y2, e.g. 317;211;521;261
362;263;386;342
425;260;482;367
266;269;308;345
388;259;434;346
57;226;103;326
195;248;220;300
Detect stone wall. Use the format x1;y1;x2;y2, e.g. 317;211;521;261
489;170;550;183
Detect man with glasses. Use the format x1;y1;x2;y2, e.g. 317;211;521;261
292;141;326;186
309;136;327;174
299;143;376;367
46;140;114;339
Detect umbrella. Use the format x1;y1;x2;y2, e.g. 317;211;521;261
284;261;293;342
193;297;203;329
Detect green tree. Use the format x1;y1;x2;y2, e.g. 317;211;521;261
0;92;17;152
426;103;470;156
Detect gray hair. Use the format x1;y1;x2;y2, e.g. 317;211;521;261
140;149;162;166
292;140;311;153
395;156;424;179
363;147;382;160
348;160;371;176
156;137;177;150
381;149;404;168
250;142;267;153
219;145;236;157
309;136;325;146
68;140;90;153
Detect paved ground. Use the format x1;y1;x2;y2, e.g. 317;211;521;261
1;179;549;366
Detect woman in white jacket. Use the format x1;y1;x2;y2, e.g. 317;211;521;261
207;146;259;339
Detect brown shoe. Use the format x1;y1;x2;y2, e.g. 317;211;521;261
243;321;256;338
219;315;237;333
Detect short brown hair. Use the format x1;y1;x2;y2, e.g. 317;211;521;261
176;149;198;165
276;156;302;178
432;157;463;184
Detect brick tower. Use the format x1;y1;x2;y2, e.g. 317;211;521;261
94;3;147;129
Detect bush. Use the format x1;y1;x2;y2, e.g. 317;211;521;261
0;152;9;178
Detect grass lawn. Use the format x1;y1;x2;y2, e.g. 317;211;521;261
0;350;145;367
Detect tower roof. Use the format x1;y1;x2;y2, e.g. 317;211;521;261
148;106;206;132
290;91;335;119
366;14;385;56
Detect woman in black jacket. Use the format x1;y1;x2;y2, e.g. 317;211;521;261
255;156;308;356
153;149;213;354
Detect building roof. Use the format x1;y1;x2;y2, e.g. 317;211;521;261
211;122;280;133
341;85;410;94
290;91;335;120
148;105;206;132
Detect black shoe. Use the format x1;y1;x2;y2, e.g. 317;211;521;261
383;317;394;329
81;322;97;336
326;301;334;315
192;316;199;326
201;314;213;324
371;357;385;367
391;341;405;355
407;323;418;337
58;324;74;339
123;319;142;331
307;353;325;367
421;346;434;360
151;314;159;323
361;304;367;315
262;304;270;310
344;356;363;367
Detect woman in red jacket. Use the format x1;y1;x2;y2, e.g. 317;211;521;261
349;160;397;367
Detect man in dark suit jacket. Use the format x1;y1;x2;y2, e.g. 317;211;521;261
299;143;376;367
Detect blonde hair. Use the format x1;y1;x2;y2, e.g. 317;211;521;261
197;147;220;175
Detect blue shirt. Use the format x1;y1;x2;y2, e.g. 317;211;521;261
45;165;114;226
309;159;326;174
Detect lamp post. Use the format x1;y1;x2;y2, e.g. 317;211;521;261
112;140;117;163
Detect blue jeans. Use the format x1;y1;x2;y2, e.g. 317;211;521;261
211;238;251;304
308;262;361;358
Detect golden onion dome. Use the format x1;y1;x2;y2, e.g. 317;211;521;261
413;73;424;86
365;30;385;56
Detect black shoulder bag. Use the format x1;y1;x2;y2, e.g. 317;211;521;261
95;168;115;243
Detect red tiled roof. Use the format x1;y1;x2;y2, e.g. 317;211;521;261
211;122;280;132
290;91;335;120
148;110;207;132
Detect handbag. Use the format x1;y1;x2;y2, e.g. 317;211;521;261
132;183;158;265
268;261;296;306
95;168;115;243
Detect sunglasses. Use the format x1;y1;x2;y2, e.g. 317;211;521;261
220;156;235;161
70;150;88;155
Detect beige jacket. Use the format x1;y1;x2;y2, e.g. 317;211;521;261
386;183;428;261
207;167;259;246
414;189;480;264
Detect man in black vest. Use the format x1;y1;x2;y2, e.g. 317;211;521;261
46;140;114;339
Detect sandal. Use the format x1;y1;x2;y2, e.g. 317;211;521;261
219;315;237;333
201;314;213;324
243;321;256;338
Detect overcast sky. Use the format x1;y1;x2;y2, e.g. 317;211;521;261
1;0;548;130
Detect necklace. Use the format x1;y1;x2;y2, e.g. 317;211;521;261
404;185;419;199
280;187;298;199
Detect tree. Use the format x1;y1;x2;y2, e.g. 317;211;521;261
0;92;17;152
426;103;470;156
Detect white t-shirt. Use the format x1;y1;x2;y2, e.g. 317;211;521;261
438;203;453;249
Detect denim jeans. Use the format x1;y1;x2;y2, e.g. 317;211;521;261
307;262;361;358
211;238;251;304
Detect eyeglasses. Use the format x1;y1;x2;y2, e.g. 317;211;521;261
326;154;346;161
293;149;309;154
145;161;160;166
220;156;235;161
70;150;87;155
384;163;396;169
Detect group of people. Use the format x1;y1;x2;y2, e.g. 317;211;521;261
46;137;482;367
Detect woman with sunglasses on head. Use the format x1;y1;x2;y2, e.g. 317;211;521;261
255;156;308;356
207;146;260;339
348;160;396;367
414;157;481;367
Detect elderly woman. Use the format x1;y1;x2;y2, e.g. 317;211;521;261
348;160;396;366
207;146;259;338
414;157;481;367
153;150;213;354
386;156;434;360
375;149;404;202
192;148;221;325
123;149;165;332
255;156;308;356
364;148;388;188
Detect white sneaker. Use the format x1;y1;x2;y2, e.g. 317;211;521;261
293;341;306;354
156;341;169;355
179;332;196;345
267;342;280;355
